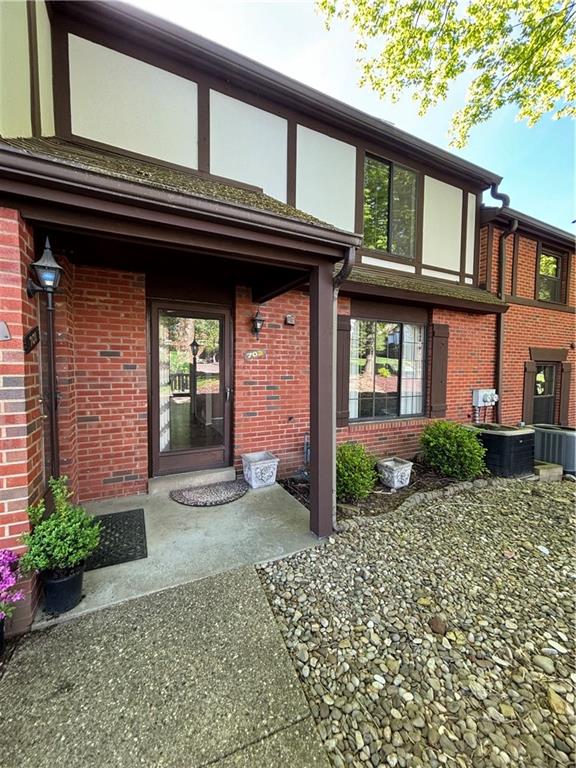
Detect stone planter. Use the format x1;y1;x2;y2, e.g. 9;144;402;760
377;457;413;490
241;451;279;488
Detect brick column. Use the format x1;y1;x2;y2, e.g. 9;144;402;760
0;208;44;636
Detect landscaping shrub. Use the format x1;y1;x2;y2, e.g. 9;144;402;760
421;421;486;480
336;442;377;502
20;477;101;578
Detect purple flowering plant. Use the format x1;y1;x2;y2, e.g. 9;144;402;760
0;549;23;620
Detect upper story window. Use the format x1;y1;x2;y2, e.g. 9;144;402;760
363;156;418;259
349;319;425;420
537;251;563;303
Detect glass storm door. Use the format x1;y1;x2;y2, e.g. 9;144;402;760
533;364;556;424
151;303;232;476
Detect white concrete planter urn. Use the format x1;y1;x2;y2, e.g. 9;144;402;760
241;451;279;488
377;457;413;490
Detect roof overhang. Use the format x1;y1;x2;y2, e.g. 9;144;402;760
0;145;361;267
481;206;575;251
47;0;502;190
342;266;508;314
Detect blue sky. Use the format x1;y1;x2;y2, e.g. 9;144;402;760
129;0;575;233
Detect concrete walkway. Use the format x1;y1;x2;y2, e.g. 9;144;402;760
1;567;329;768
34;483;317;629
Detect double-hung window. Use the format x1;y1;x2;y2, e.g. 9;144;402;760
363;155;418;259
349;319;425;420
536;251;563;303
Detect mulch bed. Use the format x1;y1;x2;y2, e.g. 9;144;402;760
280;462;455;520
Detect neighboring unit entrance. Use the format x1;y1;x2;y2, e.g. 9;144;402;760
150;302;232;476
533;363;556;424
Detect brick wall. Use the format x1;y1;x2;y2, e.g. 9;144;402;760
234;286;310;476
434;308;497;423
70;267;148;501
0;208;43;636
335;301;498;457
483;226;575;427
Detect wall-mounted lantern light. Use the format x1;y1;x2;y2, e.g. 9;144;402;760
27;236;62;479
250;308;265;339
27;238;63;310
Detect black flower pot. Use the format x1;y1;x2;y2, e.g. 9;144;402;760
0;617;5;658
42;566;84;614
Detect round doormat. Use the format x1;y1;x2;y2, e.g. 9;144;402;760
170;478;250;507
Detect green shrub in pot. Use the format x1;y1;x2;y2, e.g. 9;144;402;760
20;477;101;613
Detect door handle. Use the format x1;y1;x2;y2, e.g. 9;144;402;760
225;386;233;402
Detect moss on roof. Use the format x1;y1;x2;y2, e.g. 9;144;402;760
0;136;331;228
347;265;506;308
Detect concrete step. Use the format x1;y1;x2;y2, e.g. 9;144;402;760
534;461;563;482
148;467;236;495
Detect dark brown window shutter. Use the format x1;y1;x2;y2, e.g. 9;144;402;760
429;323;449;418
522;361;537;423
559;362;572;426
336;315;351;427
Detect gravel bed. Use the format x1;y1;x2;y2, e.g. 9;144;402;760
258;480;576;767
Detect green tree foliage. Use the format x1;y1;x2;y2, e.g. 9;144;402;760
317;0;576;146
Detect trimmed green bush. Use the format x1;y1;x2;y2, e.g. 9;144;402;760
421;421;487;480
336;442;377;502
20;476;101;578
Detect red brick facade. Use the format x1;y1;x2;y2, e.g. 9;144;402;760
0;202;574;637
0;209;43;636
233;287;310;476
52;265;149;501
487;226;575;427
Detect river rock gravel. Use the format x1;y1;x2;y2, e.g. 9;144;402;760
258;480;576;767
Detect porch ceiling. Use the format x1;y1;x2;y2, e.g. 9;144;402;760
45;228;310;304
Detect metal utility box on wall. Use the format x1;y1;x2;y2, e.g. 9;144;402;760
472;388;499;407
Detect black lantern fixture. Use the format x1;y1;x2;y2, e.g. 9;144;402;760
250;307;265;339
26;236;63;479
190;338;199;358
27;238;63;310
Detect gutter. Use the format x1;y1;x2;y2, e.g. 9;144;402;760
494;217;518;422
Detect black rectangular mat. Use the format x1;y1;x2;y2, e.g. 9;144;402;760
85;508;148;571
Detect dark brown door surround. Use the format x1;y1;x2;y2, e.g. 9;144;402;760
150;301;232;476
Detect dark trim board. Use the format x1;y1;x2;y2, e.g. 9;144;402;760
26;1;41;136
505;295;576;314
529;347;568;363
342;280;507;315
46;4;487;284
47;0;501;190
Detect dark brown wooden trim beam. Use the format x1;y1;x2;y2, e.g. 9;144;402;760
342;281;508;314
505;295;576;314
459;190;468;285
309;262;335;537
197;80;210;173
286;119;296;207
529;347;569;362
26;1;41;136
